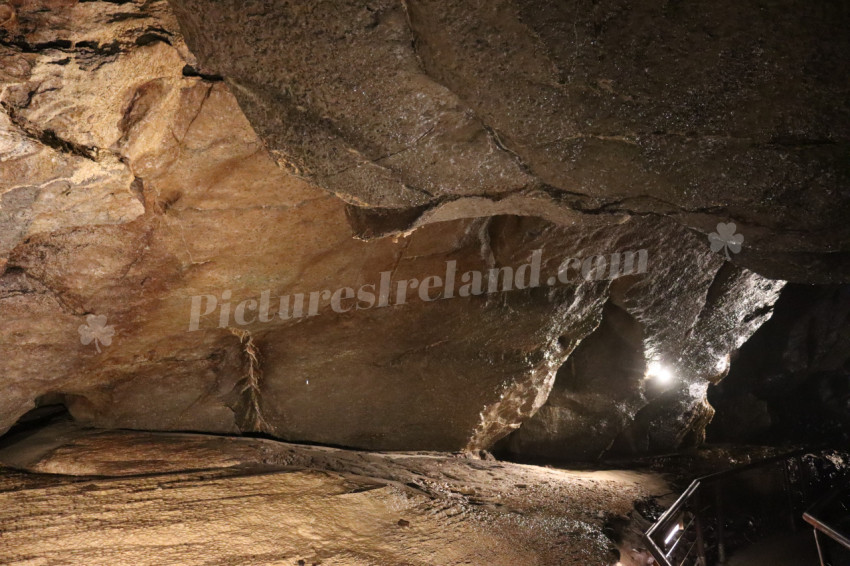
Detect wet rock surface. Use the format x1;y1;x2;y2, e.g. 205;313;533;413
0;422;669;565
500;258;783;461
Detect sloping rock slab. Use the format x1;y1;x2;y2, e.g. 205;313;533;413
0;423;669;565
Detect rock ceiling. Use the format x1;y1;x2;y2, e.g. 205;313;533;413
0;0;846;455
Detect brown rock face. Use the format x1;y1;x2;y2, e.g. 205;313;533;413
0;0;817;455
168;0;850;284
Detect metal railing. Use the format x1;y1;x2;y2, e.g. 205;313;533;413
643;449;822;566
804;484;850;566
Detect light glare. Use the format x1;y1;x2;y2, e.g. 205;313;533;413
646;360;674;385
664;523;682;545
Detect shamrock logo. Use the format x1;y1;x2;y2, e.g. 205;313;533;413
78;314;115;353
709;222;744;260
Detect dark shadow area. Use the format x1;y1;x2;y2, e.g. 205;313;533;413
0;397;72;451
494;300;647;463
708;283;850;447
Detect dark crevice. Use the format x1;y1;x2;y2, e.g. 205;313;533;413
0;33;160;57
767;135;839;147
0;35;126;58
108;12;149;23
181;65;224;82
32;129;98;160
135;31;172;46
0;36;72;53
75;40;122;56
344;203;433;240
690;262;739;333
1;101;99;161
0;402;72;449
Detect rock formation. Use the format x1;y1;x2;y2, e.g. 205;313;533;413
0;421;669;565
169;0;850;283
0;0;845;457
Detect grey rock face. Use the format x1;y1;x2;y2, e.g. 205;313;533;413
169;0;850;283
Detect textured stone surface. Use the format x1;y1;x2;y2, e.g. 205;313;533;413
500;251;784;461
0;0;584;450
168;0;850;284
0;0;188;257
0;0;794;456
0;422;669;565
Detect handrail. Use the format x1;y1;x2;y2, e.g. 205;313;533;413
803;484;850;565
642;448;818;566
805;514;850;551
697;449;810;480
643;480;702;563
645;480;700;541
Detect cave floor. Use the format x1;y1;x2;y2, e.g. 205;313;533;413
0;423;669;565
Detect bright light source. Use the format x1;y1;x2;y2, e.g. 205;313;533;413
646;360;675;385
664;523;682;545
